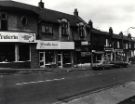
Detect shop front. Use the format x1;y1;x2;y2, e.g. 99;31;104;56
0;31;36;68
36;40;74;68
114;49;124;62
104;47;114;63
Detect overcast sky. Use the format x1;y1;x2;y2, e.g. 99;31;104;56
15;0;135;36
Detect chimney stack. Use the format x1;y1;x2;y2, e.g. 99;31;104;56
109;27;113;34
38;0;44;9
88;20;93;29
74;8;78;16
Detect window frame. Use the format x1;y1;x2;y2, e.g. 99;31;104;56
77;22;86;39
61;21;69;36
41;24;53;35
0;12;8;30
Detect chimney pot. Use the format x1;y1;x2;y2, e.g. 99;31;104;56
39;0;44;8
74;8;78;16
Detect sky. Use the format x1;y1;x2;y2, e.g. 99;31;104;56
14;0;135;37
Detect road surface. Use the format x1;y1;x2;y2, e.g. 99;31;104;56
0;65;135;104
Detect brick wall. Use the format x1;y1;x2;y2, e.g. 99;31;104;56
30;44;40;68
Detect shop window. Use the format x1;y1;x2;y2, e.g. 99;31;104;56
19;44;30;61
45;51;55;64
63;52;71;64
21;16;28;26
41;25;53;34
0;13;8;30
0;44;15;62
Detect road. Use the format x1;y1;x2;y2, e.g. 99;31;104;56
0;65;135;104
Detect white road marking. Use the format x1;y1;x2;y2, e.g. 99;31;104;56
16;78;65;86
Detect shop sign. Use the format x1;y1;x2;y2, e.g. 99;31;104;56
81;41;89;45
81;52;90;56
104;47;114;52
0;31;35;43
36;41;74;50
114;49;123;52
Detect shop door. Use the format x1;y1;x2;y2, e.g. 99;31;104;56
57;54;63;67
39;52;45;67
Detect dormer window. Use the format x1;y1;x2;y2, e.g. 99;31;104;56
61;22;68;36
60;18;69;36
77;22;86;39
0;13;8;30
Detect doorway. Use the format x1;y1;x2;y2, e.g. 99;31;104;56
57;54;63;67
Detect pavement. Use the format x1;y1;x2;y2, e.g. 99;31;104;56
55;81;135;104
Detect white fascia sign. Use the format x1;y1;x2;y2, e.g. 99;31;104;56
36;40;74;50
0;31;36;43
81;41;89;45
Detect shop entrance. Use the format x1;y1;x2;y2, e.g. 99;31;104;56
39;51;56;68
57;54;63;67
39;52;45;67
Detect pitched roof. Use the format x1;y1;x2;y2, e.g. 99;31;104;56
92;28;134;41
0;0;85;26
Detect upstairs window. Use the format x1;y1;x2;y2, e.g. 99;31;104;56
77;22;86;39
0;13;8;30
41;24;53;35
61;22;68;36
129;43;131;49
105;39;109;47
117;41;120;48
21;16;28;26
79;25;84;38
125;43;128;49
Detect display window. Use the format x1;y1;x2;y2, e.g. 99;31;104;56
19;44;30;61
0;44;15;62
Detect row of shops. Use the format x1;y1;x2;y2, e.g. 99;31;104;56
0;32;134;69
0;31;75;68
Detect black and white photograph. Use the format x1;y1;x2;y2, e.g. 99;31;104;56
0;0;135;104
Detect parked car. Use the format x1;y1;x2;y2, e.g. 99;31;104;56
92;60;114;70
110;61;129;68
